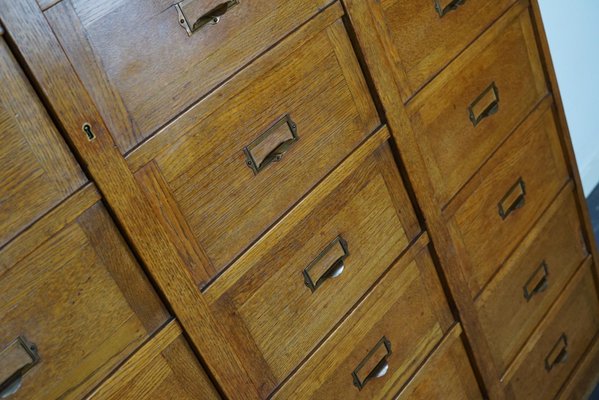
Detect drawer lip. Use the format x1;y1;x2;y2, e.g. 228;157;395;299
501;258;599;398
271;234;454;399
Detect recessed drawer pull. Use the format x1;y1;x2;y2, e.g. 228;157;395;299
175;0;240;36
435;0;466;17
244;114;299;175
352;337;392;390
523;261;549;301
303;236;349;293
469;82;500;127
498;178;526;220
545;334;569;372
0;336;40;399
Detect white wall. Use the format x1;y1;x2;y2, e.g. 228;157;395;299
538;0;599;197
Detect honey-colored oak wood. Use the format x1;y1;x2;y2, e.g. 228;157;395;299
407;2;548;207
503;260;599;399
476;188;588;373
340;0;599;397
130;13;379;285
373;0;515;101
87;321;220;400
0;188;169;400
0;1;275;397
3;0;598;397
557;334;599;399
0;36;86;249
45;0;335;153
204;127;420;395
274;236;453;399
446;99;569;297
395;326;482;400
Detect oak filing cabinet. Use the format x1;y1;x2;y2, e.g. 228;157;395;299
0;0;598;399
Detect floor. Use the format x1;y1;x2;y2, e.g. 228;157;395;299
588;184;599;400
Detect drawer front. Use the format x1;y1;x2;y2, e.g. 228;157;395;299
0;188;168;400
0;37;86;249
88;321;220;400
205;129;420;395
505;262;599;400
378;0;515;98
129;10;379;286
476;191;588;372
274;239;453;399
407;3;547;206
45;0;333;153
395;326;482;400
450;102;568;297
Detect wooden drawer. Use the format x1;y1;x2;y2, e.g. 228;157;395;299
447;101;569;297
557;334;599;400
395;326;482;400
476;190;588;372
0;36;86;249
205;128;420;397
45;0;334;153
87;321;220;400
126;6;379;287
273;236;453;399
503;260;599;400
0;186;168;400
407;2;547;206
376;0;515;99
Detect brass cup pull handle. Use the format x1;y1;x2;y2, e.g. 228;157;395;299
303;236;349;293
0;336;40;398
498;178;526;220
545;334;568;372
435;0;466;17
352;337;392;390
244;114;299;175
524;261;549;301
469;82;500;127
176;0;240;36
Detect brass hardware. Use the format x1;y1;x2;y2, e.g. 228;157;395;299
469;82;500;126
82;123;95;141
352;337;392;390
303;236;349;293
244;114;299;175
0;336;40;398
435;0;466;17
545;334;568;371
498;178;526;220
175;0;240;36
523;261;549;301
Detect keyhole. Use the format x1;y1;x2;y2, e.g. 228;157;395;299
83;123;96;141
